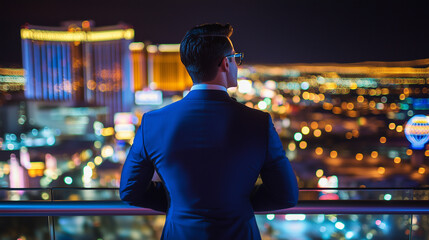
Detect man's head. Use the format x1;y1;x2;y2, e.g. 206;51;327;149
180;23;238;86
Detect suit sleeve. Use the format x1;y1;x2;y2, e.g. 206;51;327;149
251;114;299;211
119;118;168;212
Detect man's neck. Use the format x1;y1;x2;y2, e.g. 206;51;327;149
198;78;228;88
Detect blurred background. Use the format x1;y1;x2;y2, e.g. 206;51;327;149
1;1;429;239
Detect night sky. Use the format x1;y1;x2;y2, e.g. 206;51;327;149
1;0;429;66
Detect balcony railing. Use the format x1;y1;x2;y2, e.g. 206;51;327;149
2;199;429;216
1;188;429;240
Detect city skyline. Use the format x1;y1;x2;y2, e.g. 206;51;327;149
1;0;429;66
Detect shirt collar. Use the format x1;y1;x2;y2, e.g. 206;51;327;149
190;84;227;92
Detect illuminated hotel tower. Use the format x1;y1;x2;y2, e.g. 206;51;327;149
21;21;134;124
129;42;147;91
146;44;193;91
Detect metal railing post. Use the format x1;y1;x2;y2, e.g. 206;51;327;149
409;188;414;240
48;188;56;240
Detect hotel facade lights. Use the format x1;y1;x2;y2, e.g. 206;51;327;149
21;21;134;125
0;68;25;93
147;44;192;91
129;42;147;91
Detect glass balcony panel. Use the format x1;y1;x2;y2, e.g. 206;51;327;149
299;189;414;201
411;189;429;239
51;189;146;239
0;188;51;201
255;214;412;239
52;188;119;201
0;189;52;240
1;188;426;239
265;189;415;239
413;189;429;201
0;217;51;240
411;215;429;240
53;214;413;240
54;215;166;240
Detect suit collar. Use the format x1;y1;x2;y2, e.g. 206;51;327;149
184;90;233;102
191;84;227;92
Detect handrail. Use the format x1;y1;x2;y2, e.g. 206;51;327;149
2;187;429;190
1;200;429;216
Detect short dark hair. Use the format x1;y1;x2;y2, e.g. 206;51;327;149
180;23;233;83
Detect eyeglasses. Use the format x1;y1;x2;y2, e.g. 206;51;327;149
218;52;244;66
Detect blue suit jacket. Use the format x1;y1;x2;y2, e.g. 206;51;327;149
120;90;298;240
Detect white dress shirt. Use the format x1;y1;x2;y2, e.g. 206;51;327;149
190;84;227;92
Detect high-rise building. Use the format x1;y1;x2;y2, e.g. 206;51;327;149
0;68;25;93
0;68;26;136
21;21;134;125
129;42;147;91
146;44;193;91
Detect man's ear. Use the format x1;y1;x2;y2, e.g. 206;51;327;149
220;57;229;72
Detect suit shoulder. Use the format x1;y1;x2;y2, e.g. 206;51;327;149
231;100;269;118
144;99;184;117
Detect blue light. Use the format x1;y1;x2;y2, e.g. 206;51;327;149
266;214;275;220
66;45;72;101
10;134;17;141
51;43;59;101
47;136;55;146
263;98;271;105
335;222;345;230
345;231;354;239
34;44;42;99
317;76;325;84
294;132;303;141
286;82;300;90
41;43;48;100
384;194;392;201
47;42;53;101
64;176;73;185
258;101;267;110
56;43;63;101
400;103;409;110
414;98;429;110
22;39;34;99
301;82;309;90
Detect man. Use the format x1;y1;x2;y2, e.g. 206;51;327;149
120;23;299;240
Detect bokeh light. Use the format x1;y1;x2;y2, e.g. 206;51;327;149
315;147;323;155
356;153;363;161
316;169;324;178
